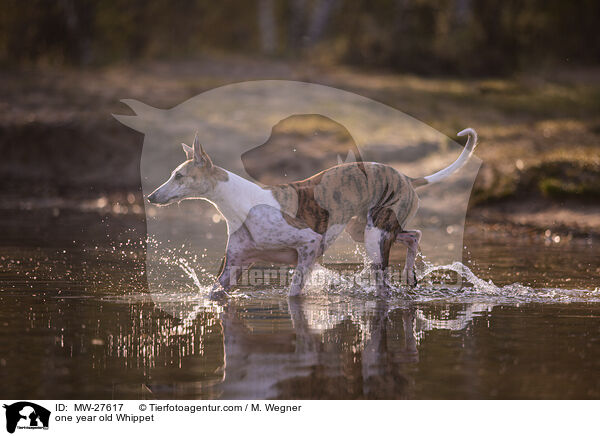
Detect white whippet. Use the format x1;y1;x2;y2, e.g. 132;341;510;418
148;128;478;298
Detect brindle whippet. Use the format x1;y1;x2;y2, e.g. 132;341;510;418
148;128;478;298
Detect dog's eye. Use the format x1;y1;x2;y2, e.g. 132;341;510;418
174;173;182;180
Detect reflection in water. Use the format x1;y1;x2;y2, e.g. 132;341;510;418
3;285;497;399
158;296;436;399
284;298;419;399
1;216;599;399
414;303;493;337
3;283;600;399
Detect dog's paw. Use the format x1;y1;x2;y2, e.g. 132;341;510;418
209;290;230;300
209;284;230;300
287;289;304;299
375;283;393;298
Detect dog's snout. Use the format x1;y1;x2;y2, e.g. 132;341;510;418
147;192;158;204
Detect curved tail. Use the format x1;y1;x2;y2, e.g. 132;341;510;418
411;128;478;188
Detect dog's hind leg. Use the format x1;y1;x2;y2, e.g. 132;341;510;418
288;242;321;298
396;230;421;286
364;226;395;296
364;211;400;297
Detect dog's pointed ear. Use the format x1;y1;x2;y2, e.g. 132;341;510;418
181;143;193;160
337;150;357;165
192;132;213;168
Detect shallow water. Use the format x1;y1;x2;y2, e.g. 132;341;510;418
0;208;599;399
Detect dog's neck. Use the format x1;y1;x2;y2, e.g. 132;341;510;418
203;168;277;233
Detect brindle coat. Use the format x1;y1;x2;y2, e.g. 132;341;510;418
265;162;421;290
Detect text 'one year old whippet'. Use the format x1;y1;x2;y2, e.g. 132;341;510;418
148;128;478;299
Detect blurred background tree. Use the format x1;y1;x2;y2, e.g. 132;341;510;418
1;0;599;74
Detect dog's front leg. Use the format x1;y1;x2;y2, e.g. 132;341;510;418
396;230;421;287
288;245;319;298
211;255;246;299
211;235;251;299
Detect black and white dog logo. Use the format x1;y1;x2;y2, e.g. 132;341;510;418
3;402;50;434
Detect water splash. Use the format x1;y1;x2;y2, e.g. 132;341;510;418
175;257;203;291
145;236;600;310
415;260;600;303
296;258;600;304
